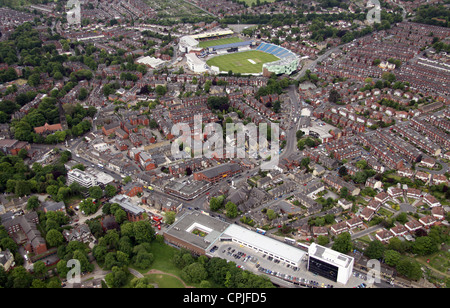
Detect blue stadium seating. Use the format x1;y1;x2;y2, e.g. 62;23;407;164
266;45;278;54
255;42;294;60
260;43;270;52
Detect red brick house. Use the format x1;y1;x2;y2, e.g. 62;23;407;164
121;182;144;197
2;212;47;255
102;122;121;136
34;122;63;134
193;163;242;183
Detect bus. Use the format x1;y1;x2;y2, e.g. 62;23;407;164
284;237;296;245
256;228;266;235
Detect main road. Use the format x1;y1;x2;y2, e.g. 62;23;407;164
278;84;304;162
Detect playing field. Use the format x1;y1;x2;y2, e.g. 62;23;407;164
198;37;244;48
206;50;279;74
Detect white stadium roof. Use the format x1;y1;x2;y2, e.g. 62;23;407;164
136;56;166;68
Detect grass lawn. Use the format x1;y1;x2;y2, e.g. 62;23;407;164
355;235;372;245
417;250;450;278
207;50;279;74
198;37;244;48
144;273;187;288
378;208;395;217
128;241;224;288
140;241;183;276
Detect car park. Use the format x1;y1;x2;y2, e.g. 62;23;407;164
213;243;338;289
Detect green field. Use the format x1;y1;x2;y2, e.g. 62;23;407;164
143;273;187;288
206;50;279;74
198;37;244;48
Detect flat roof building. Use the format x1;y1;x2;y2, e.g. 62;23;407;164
221;224;305;266
186;53;208;74
307;243;354;285
136;56;167;69
164;179;211;200
164;210;230;255
67;169;96;188
193;163;242;183
164;210;306;266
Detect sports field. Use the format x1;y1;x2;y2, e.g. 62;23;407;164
206;50;279;74
198;37;244;48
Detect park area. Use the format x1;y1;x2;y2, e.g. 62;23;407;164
206;50;279;74
126;241;193;288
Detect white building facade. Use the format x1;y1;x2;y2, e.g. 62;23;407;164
307;243;354;285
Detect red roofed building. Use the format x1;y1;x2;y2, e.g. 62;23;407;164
419;215;437;228
34;123;63;134
375;229;393;243
431;207;445;220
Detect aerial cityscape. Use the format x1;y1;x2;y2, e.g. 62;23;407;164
0;0;448;294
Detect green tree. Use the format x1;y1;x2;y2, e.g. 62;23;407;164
121;221;155;244
28;73;41;87
328;88;341;104
164;211;176;225
79;198;99;215
1;237;18;252
332;232;353;253
383;250;401;267
181;262;208;284
132;220;155;244
225;201;238;218
105;184;117;198
56;259;69;277
15;180;31;197
88;186;103;200
32;260;47;279
355;160;368;169
364;240;385;260
412;236;438;256
56;186;71;202
387;237;411;254
338;166;348;176
155;85;167;96
9;266;33;288
105;266;128;288
78;88;88;101
46;229;64;247
26;196;40;211
396;257;422;281
340;187;349;199
396;212;408;224
114;208;127;224
353;171;369;184
31;279;47;288
209;196;223;211
317;235;329;246
381;72;396;83
266;209;277;220
134;249;154;270
92;245;108;264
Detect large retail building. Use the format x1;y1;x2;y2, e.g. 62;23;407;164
164;210;305;267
